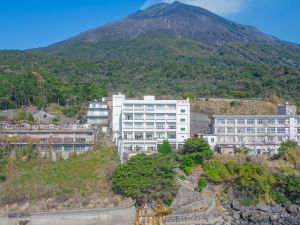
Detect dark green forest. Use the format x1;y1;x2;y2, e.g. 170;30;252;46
1;35;300;110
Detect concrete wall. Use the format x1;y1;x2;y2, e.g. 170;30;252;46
0;204;136;225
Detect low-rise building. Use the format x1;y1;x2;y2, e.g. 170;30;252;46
112;94;190;161
0;124;96;159
203;104;300;156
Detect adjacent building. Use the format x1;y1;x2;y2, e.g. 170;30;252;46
203;104;300;156
112;94;190;161
0;124;96;159
86;98;109;132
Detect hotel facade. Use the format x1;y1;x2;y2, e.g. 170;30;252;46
203;105;300;156
112;95;190;161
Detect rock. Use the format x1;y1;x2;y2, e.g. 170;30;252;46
286;204;300;215
233;211;241;219
255;203;272;213
269;213;280;221
231;201;243;211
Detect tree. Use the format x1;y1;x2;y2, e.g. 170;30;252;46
278;140;298;158
113;154;178;206
183;137;212;157
158;140;172;155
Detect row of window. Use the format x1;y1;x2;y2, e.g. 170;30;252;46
216;127;289;134
216;118;295;125
123;132;177;140
53;144;87;151
124;122;184;130
217;136;289;143
124;104;176;111
124;113;178;121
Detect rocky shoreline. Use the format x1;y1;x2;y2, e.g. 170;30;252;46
223;201;300;225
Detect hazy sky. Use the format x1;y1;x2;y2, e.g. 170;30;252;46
0;0;299;50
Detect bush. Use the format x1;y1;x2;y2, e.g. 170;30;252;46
203;160;231;182
195;177;208;192
113;154;178;206
158;140;172;155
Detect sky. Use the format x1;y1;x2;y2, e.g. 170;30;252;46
0;0;299;50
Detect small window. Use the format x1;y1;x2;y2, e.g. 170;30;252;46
180;127;186;131
180;118;186;122
180;109;186;113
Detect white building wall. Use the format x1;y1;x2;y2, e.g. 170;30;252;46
112;95;190;161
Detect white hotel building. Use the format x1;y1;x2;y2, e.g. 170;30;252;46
203;105;300;156
112;95;190;161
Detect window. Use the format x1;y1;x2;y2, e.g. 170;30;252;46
227;128;235;133
75;138;86;143
156;114;165;120
257;119;265;125
237;119;245;124
156;132;166;139
211;138;215;143
166;105;176;110
297;119;300;124
135;132;144;140
124;123;133;129
145;132;154;140
124;132;133;140
277;128;286;133
64;145;73;151
268;119;275;125
217;128;226;134
297;128;300;134
134;113;143;120
145;114;155;120
134;105;144;111
277;119;286;124
167;123;176;129
238;137;244;142
124;113;133;120
76;145;85;151
180;109;186;113
267;127;276;133
134;122;143;129
227;136;235;142
247;119;255;125
257;137;265;142
218;136;226;143
247;137;255;142
53;145;62;151
227;119;235;124
156;105;165;110
167;132;176;139
156;123;165;129
124;104;133;110
145;123;154;129
257;128;265;133
237;127;245;133
167;114;176;120
145;104;154;111
246;127;255;133
216;119;225;124
180;127;186;131
180;118;186;122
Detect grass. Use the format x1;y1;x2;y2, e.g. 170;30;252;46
0;144;120;207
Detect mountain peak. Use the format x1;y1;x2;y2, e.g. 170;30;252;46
39;1;277;52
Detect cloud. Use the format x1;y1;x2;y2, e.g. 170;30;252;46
141;0;248;16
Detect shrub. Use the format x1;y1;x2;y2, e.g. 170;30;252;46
195;177;208;192
158;140;172;155
113;154;178;206
203;160;231;182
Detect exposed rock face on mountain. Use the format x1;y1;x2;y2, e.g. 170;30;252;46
41;1;295;53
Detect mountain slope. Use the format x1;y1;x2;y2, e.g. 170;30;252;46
0;2;299;110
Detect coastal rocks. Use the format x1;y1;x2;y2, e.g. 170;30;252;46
225;201;300;225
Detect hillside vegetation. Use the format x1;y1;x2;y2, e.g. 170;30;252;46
191;98;277;115
0;144;131;214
